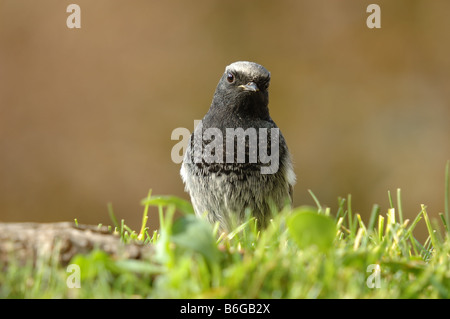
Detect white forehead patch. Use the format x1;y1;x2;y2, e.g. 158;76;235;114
225;61;270;80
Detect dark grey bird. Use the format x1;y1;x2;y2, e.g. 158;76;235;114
181;61;296;232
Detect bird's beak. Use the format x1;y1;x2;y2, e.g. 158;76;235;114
239;82;259;92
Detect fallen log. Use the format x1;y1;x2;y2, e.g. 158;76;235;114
0;222;153;266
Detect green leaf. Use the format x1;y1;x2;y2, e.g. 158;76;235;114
70;250;118;280
115;259;164;275
171;215;220;265
287;206;336;252
141;195;195;215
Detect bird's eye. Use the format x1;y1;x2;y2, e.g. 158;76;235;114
226;72;235;83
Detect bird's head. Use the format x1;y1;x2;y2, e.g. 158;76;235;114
211;61;271;120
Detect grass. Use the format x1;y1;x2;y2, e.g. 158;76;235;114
1;161;449;299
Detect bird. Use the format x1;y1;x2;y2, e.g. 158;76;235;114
180;61;296;232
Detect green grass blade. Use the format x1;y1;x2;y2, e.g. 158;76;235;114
308;189;322;212
347;194;355;239
139;189;152;240
439;213;448;233
445;160;449;233
397;188;404;225
421;204;438;250
388;190;394;209
368;204;380;231
378;215;385;242
107;202;119;228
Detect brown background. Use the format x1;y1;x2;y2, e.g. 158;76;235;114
1;1;449;240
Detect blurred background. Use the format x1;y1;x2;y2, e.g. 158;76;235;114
1;0;449;241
